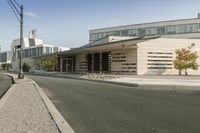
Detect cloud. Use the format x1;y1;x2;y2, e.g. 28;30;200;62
24;12;40;18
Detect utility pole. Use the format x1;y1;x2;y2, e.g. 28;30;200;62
18;5;24;79
7;0;24;79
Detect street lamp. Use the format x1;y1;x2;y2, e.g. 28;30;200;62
7;0;24;79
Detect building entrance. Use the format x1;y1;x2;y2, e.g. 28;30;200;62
86;52;111;73
93;53;100;72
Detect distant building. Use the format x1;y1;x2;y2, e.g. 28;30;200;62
90;14;200;42
11;30;70;72
0;51;13;70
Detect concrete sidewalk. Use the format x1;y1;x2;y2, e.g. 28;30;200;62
27;72;200;88
108;77;200;88
0;74;74;133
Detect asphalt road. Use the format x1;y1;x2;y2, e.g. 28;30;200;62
28;75;200;133
0;73;13;98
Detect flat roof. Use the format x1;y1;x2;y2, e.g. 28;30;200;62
90;18;200;33
58;36;160;56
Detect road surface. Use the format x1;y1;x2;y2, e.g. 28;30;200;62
28;75;200;133
0;73;12;98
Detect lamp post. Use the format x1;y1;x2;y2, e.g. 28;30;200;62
7;0;24;79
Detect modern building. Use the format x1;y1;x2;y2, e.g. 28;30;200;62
58;36;200;75
0;51;13;70
90;14;200;43
56;15;200;75
12;15;200;75
11;30;70;72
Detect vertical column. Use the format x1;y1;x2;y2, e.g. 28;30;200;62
92;54;94;72
72;58;74;72
85;54;88;72
100;53;102;73
57;57;60;72
66;59;68;72
60;57;62;72
108;52;112;72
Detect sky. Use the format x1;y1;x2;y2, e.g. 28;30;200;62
1;0;200;51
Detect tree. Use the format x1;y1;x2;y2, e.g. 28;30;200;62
37;57;58;72
23;63;31;72
174;48;199;76
1;64;11;70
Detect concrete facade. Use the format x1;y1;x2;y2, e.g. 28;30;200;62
58;37;200;75
11;36;69;72
137;38;200;75
75;54;86;72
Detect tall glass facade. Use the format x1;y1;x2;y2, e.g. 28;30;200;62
0;53;7;63
24;47;43;58
90;23;200;42
22;46;60;59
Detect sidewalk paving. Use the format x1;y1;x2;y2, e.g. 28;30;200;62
108;77;200;88
0;74;60;133
27;72;200;88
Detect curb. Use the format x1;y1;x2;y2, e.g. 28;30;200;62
0;84;16;110
33;82;75;133
2;73;75;133
26;73;138;88
26;73;200;88
78;78;138;87
0;74;14;100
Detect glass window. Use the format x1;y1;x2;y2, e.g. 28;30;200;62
116;31;120;36
145;27;156;36
113;31;120;36
0;53;7;62
186;25;192;32
106;32;113;36
138;29;146;37
191;24;198;32
45;47;50;54
166;26;176;34
121;30;128;36
176;24;198;33
39;47;43;55
102;32;107;37
128;29;138;36
98;33;102;39
199;23;200;30
157;27;166;35
24;49;28;58
28;49;31;56
176;25;185;33
32;48;36;56
93;33;98;41
53;47;59;53
90;34;95;41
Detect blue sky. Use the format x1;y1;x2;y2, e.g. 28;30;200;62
1;0;200;51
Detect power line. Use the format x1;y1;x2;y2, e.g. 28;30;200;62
6;0;24;79
6;0;20;21
12;0;20;8
9;0;20;15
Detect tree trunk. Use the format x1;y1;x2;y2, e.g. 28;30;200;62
179;70;182;76
185;69;188;76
